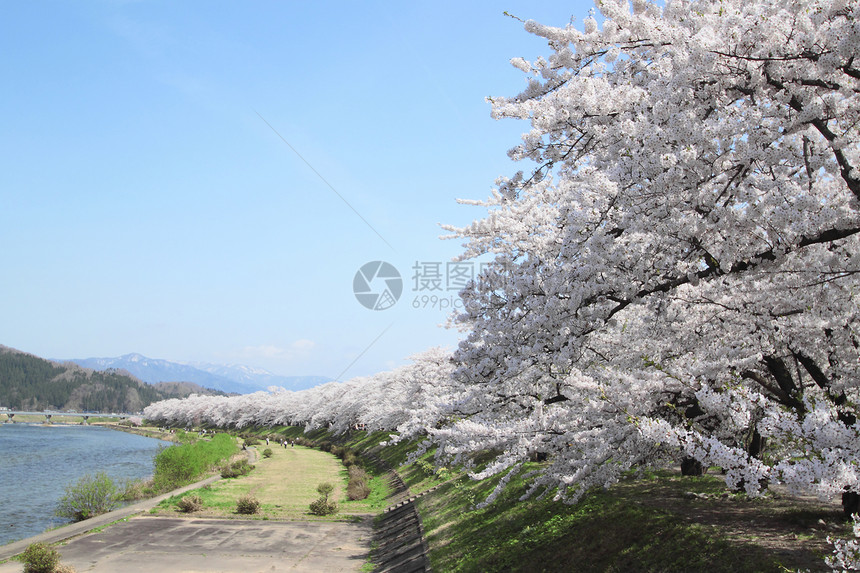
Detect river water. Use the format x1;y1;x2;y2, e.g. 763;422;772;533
0;423;171;546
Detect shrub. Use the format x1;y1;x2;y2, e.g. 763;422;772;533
262;448;273;458
347;466;372;500
221;459;255;478
20;542;60;573
121;478;149;502
236;495;260;514
243;436;260;447
176;494;203;513
309;497;339;516
152;434;237;492
347;480;371;501
348;466;370;482
309;482;338;516
55;472;121;522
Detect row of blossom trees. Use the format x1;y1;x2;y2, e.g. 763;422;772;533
144;347;455;436
146;0;859;521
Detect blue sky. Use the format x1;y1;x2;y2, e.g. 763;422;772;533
0;1;593;380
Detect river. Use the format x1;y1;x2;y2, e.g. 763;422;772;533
0;423;171;546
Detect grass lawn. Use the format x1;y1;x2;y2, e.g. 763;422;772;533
415;466;846;573
152;443;370;520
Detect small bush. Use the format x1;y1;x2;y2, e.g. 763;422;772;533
55;472;121;522
121;478;149;502
309;482;338;515
309;497;338;515
243;437;260;447
347;480;372;501
262;448;273;458
176;494;203;513
348;466;370;482
236;495;260;514
221;459;255;479
347;466;371;500
20;542;59;573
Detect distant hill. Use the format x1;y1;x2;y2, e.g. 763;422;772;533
68;353;248;394
188;362;331;392
67;353;330;394
0;345;222;413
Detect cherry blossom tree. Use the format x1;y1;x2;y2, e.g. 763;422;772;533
439;0;860;507
142;348;455;436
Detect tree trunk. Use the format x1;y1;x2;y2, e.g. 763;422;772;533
748;428;766;459
842;490;860;519
681;457;703;476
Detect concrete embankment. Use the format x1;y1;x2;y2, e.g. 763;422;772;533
368;463;432;573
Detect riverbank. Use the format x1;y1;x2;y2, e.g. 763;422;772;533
0;423;176;548
0;473;222;564
0;442;375;573
0;438;254;562
93;421;178;442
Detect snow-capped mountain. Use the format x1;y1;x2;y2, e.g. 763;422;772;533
64;353;330;394
187;362;330;392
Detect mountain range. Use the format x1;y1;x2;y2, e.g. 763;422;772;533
0;345;223;413
63;353;330;395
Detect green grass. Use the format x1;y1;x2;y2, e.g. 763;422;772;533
231;427;397;513
413;466;841;573
339;470;392;513
152;442;365;520
150;433;238;492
